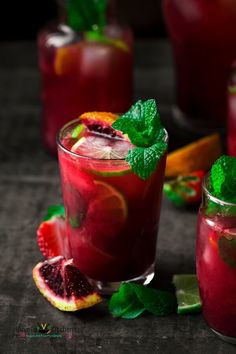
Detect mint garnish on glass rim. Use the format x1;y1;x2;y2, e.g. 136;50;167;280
112;99;167;179
66;0;108;32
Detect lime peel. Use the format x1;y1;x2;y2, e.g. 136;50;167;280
173;274;202;315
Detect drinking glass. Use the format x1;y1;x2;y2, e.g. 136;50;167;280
196;174;236;343
57;118;168;294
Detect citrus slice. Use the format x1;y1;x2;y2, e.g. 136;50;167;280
71;135;132;159
173;274;202;314
54;44;80;76
91;180;128;220
82;181;128;255
80;111;118;126
33;256;102;311
165;134;222;178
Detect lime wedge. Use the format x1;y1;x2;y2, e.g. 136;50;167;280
173;274;202;314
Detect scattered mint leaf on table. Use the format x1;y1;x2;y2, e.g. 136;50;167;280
109;283;145;319
130;283;176;316
112;99;167;180
109;283;175;319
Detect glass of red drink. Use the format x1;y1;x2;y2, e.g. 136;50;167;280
196;175;236;343
163;0;236;131
228;61;236;157
38;7;133;154
57;113;167;294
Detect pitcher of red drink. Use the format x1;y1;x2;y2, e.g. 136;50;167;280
227;61;236;156
38;0;133;154
163;0;236;131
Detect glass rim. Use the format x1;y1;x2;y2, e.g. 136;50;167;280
202;172;236;207
57;117;168;162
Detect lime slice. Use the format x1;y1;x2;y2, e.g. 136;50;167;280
92;180;128;219
71;135;132;176
71;124;85;138
173;274;202;314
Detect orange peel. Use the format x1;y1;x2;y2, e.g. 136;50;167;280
165;133;222;178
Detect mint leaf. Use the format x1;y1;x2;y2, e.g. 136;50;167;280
109;283;176;319
109;283;136;317
66;0;107;32
130;284;176;316
109;283;145;319
210;155;236;204
43;205;65;221
112;99;161;147
126;142;167;180
121;298;146;319
112;99;167;179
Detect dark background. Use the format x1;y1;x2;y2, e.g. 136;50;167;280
0;0;166;40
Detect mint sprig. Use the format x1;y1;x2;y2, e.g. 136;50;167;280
109;283;176;319
112;100;167;179
66;0;108;32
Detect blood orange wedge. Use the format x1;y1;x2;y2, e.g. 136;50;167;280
33;256;102;311
80;111;118;126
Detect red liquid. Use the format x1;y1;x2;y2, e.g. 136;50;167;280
196;209;236;337
163;0;236;128
38;24;133;154
227;64;236;156
58;129;167;282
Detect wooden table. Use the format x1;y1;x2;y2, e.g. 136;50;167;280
0;41;235;354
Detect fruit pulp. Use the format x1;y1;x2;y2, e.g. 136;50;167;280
227;63;236;156
196;209;236;338
38;23;133;154
163;0;236;129
58;120;167;283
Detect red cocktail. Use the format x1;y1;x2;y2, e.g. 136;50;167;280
57;110;167;293
228;62;236;156
163;0;236;130
38;23;133;154
196;175;236;343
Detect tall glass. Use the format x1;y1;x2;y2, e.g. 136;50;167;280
163;0;236;131
38;20;133;154
196;175;236;343
57;118;168;294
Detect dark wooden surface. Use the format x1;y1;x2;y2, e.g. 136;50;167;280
0;41;235;354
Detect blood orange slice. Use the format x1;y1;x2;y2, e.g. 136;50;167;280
32;256;102;311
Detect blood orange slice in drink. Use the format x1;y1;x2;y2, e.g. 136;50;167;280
70;112;133;176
